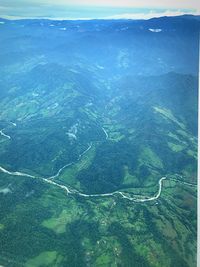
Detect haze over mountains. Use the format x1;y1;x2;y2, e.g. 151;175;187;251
0;15;199;267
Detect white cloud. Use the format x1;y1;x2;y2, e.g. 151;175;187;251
105;9;199;20
43;0;200;12
0;0;199;20
1;9;198;21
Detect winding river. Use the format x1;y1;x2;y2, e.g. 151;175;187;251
0;165;167;202
0;126;196;202
0;130;11;140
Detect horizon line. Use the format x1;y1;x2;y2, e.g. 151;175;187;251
0;12;199;21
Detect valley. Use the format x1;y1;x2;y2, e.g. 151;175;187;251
0;16;199;267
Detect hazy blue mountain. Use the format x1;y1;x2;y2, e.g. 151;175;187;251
0;15;199;267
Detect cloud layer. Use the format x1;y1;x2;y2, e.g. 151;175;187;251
0;0;199;20
1;0;199;9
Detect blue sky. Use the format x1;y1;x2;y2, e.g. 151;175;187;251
0;0;199;19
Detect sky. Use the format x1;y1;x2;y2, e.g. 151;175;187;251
0;0;199;20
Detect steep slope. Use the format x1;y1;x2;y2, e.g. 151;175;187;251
0;16;198;267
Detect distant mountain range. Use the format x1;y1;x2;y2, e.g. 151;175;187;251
0;15;199;267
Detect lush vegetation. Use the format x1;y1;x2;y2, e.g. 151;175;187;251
0;15;199;266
